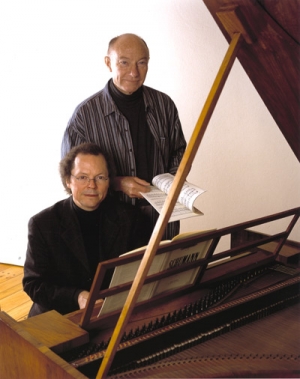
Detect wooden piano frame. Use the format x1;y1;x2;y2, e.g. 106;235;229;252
77;206;300;331
1;207;299;379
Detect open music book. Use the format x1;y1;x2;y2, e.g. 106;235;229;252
140;173;206;222
99;230;214;316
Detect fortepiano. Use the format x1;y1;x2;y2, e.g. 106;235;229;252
1;1;299;378
1;207;300;378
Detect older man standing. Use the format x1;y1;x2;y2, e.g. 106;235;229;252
23;143;143;317
61;33;186;243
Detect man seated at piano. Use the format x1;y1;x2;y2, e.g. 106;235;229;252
23;143;145;317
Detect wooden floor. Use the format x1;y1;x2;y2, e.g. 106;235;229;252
0;263;32;321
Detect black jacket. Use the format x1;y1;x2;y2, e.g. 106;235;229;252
23;195;143;317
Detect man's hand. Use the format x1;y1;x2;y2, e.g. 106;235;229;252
78;290;90;309
113;176;150;198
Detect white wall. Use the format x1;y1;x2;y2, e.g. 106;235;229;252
1;0;299;266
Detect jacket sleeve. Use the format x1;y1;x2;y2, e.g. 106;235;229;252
168;109;186;175
61;108;87;158
23;217;80;314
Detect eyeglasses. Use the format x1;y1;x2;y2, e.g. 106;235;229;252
71;174;109;185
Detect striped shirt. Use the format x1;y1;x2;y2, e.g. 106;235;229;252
61;80;186;239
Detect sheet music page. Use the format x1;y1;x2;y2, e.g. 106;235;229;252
98;253;166;316
99;234;214;316
152;239;212;296
140;173;205;222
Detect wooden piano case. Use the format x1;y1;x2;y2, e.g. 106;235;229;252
1;207;299;378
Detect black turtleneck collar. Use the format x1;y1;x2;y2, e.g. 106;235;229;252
72;199;102;219
108;79;154;183
109;79;143;106
72;199;104;275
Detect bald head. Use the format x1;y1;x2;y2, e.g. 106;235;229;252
107;33;149;57
105;33;150;95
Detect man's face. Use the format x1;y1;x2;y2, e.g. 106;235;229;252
66;153;109;211
105;35;149;95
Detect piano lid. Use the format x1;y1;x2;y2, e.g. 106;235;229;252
203;0;300;162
